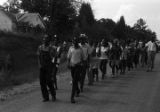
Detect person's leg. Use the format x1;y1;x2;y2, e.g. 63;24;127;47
99;60;103;75
147;51;152;71
46;67;56;101
54;67;58;89
71;65;81;103
123;60;126;74
151;52;156;70
80;66;87;92
71;66;76;103
95;68;99;81
102;59;107;79
40;68;49;101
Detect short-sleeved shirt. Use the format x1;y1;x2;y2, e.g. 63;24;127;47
145;41;157;52
67;46;84;66
100;46;109;60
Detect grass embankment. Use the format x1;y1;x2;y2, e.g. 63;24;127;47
0;32;69;90
0;32;42;90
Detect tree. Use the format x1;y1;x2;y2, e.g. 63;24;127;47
2;0;21;13
112;16;126;40
134;18;147;30
78;2;95;38
79;2;95;27
20;0;77;39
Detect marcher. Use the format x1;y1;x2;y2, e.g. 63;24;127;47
109;39;122;77
88;41;96;85
140;43;147;67
67;38;84;103
119;44;128;74
50;35;62;90
79;35;89;92
37;35;56;102
145;39;157;72
99;39;109;79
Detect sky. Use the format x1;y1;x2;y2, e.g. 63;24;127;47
0;0;160;39
91;0;160;39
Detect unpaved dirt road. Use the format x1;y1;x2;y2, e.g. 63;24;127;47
0;54;160;112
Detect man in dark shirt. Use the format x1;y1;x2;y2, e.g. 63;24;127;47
37;35;56;102
109;39;122;77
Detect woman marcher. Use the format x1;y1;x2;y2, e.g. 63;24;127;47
67;38;84;103
37;35;56;102
99;40;109;79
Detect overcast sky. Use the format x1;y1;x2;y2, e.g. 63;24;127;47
91;0;160;39
0;0;160;39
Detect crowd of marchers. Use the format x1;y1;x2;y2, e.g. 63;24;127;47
37;33;158;103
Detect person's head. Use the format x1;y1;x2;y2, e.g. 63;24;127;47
72;37;79;48
52;35;59;46
43;34;50;46
102;40;108;47
113;39;118;45
151;38;155;42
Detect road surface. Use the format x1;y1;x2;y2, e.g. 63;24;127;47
0;54;160;112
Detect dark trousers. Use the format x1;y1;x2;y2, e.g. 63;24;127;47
147;51;156;70
92;68;99;81
71;65;81;99
52;64;58;89
100;59;108;79
119;59;127;74
127;56;133;71
80;61;88;91
40;67;56;100
109;60;119;75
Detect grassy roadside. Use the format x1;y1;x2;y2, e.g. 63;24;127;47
0;32;42;90
0;32;70;90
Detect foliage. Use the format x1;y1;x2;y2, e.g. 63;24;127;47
112;16;126;40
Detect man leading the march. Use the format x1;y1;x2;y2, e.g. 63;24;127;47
37;35;56;102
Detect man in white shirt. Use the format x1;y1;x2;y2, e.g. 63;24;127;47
67;38;84;103
145;39;157;71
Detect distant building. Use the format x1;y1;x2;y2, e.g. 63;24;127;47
15;13;46;29
0;9;45;33
0;9;17;32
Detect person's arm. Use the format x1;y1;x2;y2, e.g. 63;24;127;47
37;46;41;68
67;47;72;69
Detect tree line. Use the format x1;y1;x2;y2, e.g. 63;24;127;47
1;0;157;42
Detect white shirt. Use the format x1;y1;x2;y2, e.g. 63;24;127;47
100;46;109;59
146;41;157;52
67;46;84;66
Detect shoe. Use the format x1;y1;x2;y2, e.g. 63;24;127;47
71;99;76;103
42;99;49;102
52;96;56;102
